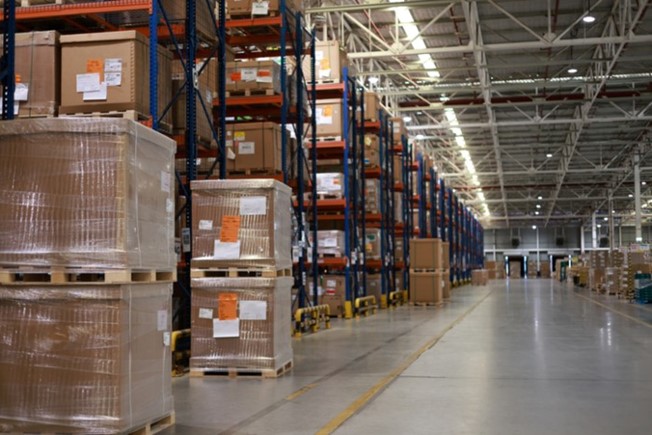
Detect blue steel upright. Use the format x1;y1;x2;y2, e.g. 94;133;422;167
0;0;15;120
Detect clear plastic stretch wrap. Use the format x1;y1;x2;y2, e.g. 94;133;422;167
191;179;292;269
190;276;293;371
0;118;176;269
0;283;173;434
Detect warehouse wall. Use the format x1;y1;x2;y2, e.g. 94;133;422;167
580;224;652;250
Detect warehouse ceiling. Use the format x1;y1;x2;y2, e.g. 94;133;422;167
305;0;652;229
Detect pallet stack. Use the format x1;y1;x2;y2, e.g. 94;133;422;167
189;179;294;378
408;239;444;306
0;118;176;433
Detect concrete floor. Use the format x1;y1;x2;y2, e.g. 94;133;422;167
162;279;652;435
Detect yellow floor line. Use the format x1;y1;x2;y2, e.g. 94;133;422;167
574;292;652;329
285;383;319;401
317;289;494;435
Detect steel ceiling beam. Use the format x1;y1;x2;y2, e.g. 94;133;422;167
305;0;470;14
408;115;652;130
441;167;652;177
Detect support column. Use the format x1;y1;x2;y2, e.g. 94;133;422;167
608;195;615;250
591;213;597;249
535;227;540;273
580;225;585;254
634;153;643;242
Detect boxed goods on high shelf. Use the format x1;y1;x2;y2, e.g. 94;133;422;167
226;0;303;18
0;119;176;269
191;180;292;270
0;31;60;118
365;179;381;213
189;180;294;376
364;134;380;167
313;230;346;257
0;118;176;433
225;122;285;174
226;60;283;95
0;284;174;434
365;228;381;260
409;239;444;305
316;172;344;198
302;39;348;84
59;31;172;129
172;58;218;145
315;98;343;138
394;192;404;222
361;92;381;121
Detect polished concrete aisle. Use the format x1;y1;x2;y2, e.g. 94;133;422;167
163;280;652;434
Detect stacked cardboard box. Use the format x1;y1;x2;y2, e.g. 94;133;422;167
316;172;345;198
315;275;346;317
527;260;537;277
225;122;285;174
365;229;381;260
472;269;489;286
190;180;293;375
364;134;380;167
0;118;176;433
509;261;521;279
409;239;444;305
301;40;348;84
365;179;381;213
540;262;551;278
314;98;344;138
226;60;283;95
605;267;621;295
589;268;605;293
442;241;451;298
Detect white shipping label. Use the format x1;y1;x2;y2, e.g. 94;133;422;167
198;220;213;230
238;142;255;155
160;171;171;193
240;196;267;215
227;147;236;160
163;331;171;347
319;68;332;79
76;73;101;93
104;58;123;72
105;72;122;87
241;68;257;82
256;74;273;84
82;81;108;101
315;50;324;61
199;308;214;319
14;83;29;101
213;318;240;338
239;301;267;320
157;310;168;331
326;279;336;288
316;107;333;125
252;1;269;15
166;198;174;213
214;240;241;259
322;237;338;248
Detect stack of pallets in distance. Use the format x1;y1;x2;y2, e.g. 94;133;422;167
189;179;294;378
0;118;176;434
409;239;445;306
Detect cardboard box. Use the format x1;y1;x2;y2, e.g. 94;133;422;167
226;60;282;93
409;238;442;270
226;122;283;173
509;261;521;279
60;31;172;127
391;117;406;143
0;118;176;269
443;271;451;298
0;31;60;118
442;242;450;269
319;275;346;317
316;172;344;197
0;283;173;433
394;193;404;223
315;98;343;137
191;179;293;269
226;0;302;16
394;155;403;184
472;269;489;286
359;91;380;121
365;228;381;260
395;238;404;263
172;57;218;144
302;40;347;83
364;134;380;167
315;230;346;256
409;271;443;305
365;179;380;213
190;276;293;372
366;273;382;304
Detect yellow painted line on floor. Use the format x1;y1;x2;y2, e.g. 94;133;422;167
285;383;318;401
574;292;652;329
317;289;494;435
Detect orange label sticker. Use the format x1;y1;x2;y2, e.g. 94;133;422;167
323;105;333;117
15;74;21;83
220;215;241;243
257;70;271;77
218;293;238;320
230;72;242;82
86;59;104;81
320;59;330;70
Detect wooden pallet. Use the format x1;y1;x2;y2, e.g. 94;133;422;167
190;360;293;379
226;88;276;98
317;252;344;258
312;192;344;200
0;267;177;285
316;135;342;142
190;267;292;278
127;412;175;435
314;78;339;85
410;301;443;307
226;10;280;20
410;268;437;273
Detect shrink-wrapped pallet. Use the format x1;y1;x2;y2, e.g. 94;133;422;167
0;118;176;269
0;283;174;434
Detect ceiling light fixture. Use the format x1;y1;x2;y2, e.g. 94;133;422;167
368;76;379;84
643;181;647;185
629;194;634;198
583;0;596;23
535;211;540;215
537;195;543;200
532;225;537;230
603;217;608;221
597;224;602;228
567;67;578;74
546;153;553;158
403;116;412;123
536;204;542;209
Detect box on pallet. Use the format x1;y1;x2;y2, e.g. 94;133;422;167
302;40;348;83
366;273;382;304
0;31;59;118
225;60;282;94
393;155;403;184
191;179;292;270
314;98;343;137
316;172;344;197
172;58;217;145
409;238;442;270
509;262;521;278
365;179;380;213
60;31;172;127
409;271;443;305
225;122;284;173
394;193;404;223
365;229;381;260
442;242;450;269
190;277;293;373
443;271;451;298
0;118;176;269
313;230;346;257
359;92;380;121
395;238;404;263
0;283;173;433
472;269;489;286
318;275;346;317
226;0;302;17
364;134;380;167
391;117;406;142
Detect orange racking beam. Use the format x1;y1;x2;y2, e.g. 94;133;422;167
1;0;151;21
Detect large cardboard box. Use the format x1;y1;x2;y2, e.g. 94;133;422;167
60;31;172;127
0;31;60;118
172;58;218;144
316;172;345;197
191;179;293;269
190;277;293;372
226;60;282;93
409;238;442;270
394;155;404;184
315;98;343;137
358;91;380;121
364;134;380;167
472;269;489;286
225;122;283;173
443;271;451;299
314;230;346;256
442;242;450;270
365;228;381;260
509;261;521;279
0;118;176;269
394;193;404;223
319;275;347;317
0;283;173;433
366;273;382;305
365;179;380;213
302;40;348;83
391;117;406;143
409;271;443;305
